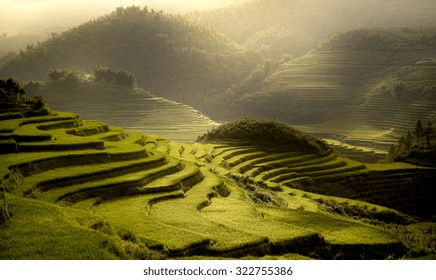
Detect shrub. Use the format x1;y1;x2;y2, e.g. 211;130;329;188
24;80;45;95
94;67;136;88
0;78;25;98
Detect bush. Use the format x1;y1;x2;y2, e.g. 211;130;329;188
24;80;45;95
94;67;136;88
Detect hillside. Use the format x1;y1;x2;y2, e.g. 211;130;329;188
191;0;436;59
0;6;262;116
1;94;435;259
26;70;218;143
225;27;436;153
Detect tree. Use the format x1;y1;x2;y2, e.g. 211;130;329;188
397;135;406;154
48;69;65;81
94;66;114;82
404;131;413;150
414;119;424;148
424;121;434;148
388;144;397;159
93;67;136;88
114;69;136;88
0;78;25;101
24;80;45;95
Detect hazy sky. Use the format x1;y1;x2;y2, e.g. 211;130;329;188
0;0;248;35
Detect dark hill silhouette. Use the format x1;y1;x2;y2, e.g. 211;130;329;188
0;6;262;116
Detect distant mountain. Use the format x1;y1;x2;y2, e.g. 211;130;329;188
0;27;67;57
0;6;262;117
191;0;436;59
226;27;436;148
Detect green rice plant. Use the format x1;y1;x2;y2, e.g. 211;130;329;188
36;119;79;131
225;151;269;168
13;122;52;142
143;161;203;193
44;158;183;204
0;112;23;121
269;172;300;183
66;120;109;136
256;153;322;170
28;154;167;192
149;171;269;253
238;152;301;174
0;196;118;259
0;196;11;225
18;138;106;152
93;194;213;252
0;112;80;133
258;205;399;245
286;157;346;173
256;167;290;181
299;161;366;178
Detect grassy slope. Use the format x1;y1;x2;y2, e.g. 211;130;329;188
1;111;434;259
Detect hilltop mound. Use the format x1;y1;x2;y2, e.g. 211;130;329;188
197;118;330;154
0;6;262;115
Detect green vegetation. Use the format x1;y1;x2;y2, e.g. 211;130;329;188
2;95;434;259
0;78;49;117
93;67;136;88
197;118;330;154
388;120;436;166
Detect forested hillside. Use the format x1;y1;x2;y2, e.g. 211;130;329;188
191;0;436;59
0;6;262;116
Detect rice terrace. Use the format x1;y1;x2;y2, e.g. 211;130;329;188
1;1;436;261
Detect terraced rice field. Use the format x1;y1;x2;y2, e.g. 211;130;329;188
206;143;436;218
208;145;366;190
1;111;434;259
39;85;218;143
237;50;436;157
358;62;436;132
